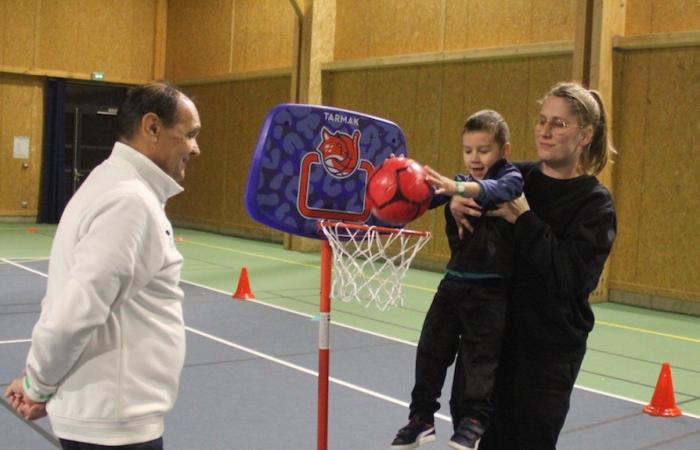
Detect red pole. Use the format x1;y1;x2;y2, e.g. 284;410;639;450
318;240;332;450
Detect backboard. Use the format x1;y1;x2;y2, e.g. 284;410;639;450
245;104;408;239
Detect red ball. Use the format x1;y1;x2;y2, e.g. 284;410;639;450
366;155;432;226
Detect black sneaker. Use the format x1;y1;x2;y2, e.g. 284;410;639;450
390;417;436;449
448;417;484;450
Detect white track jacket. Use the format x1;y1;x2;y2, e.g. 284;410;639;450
24;142;186;445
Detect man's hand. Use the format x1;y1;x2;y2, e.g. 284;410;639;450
4;376;47;421
449;196;482;238
487;194;530;224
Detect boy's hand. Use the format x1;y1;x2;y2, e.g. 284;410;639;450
487;194;530;224
449;196;482;238
424;165;458;195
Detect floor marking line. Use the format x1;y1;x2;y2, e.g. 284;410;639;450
181;279;418;347
7;257;699;421
597;320;700;344
0;339;31;345
1;259;50;278
185;325;452;423
180;239;436;292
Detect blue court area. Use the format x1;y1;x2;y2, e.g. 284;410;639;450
2;259;700;449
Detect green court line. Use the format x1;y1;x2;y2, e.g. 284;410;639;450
181;237;436;293
180;238;320;269
597;320;700;344
3;224;700;416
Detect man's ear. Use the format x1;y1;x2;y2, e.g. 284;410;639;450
142;113;160;138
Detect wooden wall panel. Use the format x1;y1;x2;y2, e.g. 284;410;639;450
76;1;134;75
324;55;571;266
166;0;234;80
231;0;296;73
0;0;38;68
611;47;700;303
1;0;157;83
0;75;43;216
626;0;700;35
336;0;576;60
130;0;159;81
167;76;291;241
166;0;295;81
35;0;81;72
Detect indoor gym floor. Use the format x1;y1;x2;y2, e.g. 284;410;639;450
1;223;699;449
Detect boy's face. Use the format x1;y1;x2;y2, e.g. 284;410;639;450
462;130;509;180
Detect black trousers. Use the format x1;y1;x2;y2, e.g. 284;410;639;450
409;277;508;424
462;339;583;450
59;437;163;450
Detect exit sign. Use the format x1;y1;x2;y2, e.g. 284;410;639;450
91;71;105;81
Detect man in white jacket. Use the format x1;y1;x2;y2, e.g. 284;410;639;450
4;82;201;450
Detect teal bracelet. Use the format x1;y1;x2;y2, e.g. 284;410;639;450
23;375;52;402
456;181;465;196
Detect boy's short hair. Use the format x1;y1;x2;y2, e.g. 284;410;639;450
463;109;510;149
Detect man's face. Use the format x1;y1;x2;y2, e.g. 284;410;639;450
152;96;201;182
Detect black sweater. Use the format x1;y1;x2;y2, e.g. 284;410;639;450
430;159;523;277
509;162;617;362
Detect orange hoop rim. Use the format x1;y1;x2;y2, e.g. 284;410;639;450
317;220;430;238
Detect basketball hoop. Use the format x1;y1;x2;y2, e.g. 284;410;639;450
318;220;431;311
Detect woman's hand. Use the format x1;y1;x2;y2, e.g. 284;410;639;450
449;196;482;238
487;194;530;224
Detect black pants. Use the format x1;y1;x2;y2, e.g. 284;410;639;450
467;340;583;450
409;277;508;424
60;437;163;450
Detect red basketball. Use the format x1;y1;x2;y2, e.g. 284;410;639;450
366;155;432;226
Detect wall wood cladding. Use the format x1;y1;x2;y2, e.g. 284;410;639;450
0;0;158;83
0;75;43;216
334;0;576;61
166;0;295;81
611;46;700;304
626;0;700;35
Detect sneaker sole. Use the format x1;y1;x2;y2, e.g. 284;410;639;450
447;438;479;450
390;428;437;450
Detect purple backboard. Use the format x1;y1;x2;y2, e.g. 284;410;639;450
245;104;408;239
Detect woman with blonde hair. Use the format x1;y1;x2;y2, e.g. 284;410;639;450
449;81;617;450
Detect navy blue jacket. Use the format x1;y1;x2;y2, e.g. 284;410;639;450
430;159;523;277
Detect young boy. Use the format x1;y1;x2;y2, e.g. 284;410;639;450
390;110;523;450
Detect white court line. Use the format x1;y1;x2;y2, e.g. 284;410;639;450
181;279;418;347
186;326;451;423
0;339;31;345
6;259;700;423
3;259;451;423
1;258;50;278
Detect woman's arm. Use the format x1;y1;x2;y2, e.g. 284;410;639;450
490;192;616;296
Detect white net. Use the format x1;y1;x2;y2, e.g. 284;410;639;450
319;221;431;311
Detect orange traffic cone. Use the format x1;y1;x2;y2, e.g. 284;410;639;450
27;227;37;234
233;267;254;300
643;362;682;417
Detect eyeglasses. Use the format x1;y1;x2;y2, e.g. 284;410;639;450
534;116;584;134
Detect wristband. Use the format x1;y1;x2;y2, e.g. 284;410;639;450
23;375;52;402
455;181;465;196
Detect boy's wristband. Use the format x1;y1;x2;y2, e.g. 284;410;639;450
455;181;465;196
